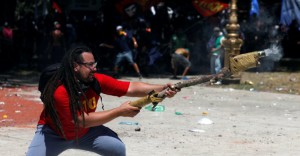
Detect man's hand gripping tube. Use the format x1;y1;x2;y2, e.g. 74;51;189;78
129;90;166;109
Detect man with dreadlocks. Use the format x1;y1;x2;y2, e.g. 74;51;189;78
26;45;178;156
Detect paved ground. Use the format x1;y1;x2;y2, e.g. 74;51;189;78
1;76;300;156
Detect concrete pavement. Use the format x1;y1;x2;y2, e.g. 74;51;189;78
1;77;300;156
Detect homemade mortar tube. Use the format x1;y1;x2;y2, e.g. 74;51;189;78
129;68;231;108
230;51;266;74
129;50;267;108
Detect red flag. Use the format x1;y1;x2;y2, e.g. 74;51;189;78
52;1;62;14
192;0;228;17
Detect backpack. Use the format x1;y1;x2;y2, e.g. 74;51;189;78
38;63;101;95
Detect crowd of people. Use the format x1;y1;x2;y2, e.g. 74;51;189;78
0;2;299;76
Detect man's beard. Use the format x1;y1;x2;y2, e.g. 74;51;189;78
77;73;95;85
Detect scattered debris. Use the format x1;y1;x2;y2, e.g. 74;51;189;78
249;88;255;91
202;112;208;116
189;129;205;133
182;96;190;99
198;117;213;125
244;80;254;85
119;121;139;125
175;111;183;115
145;105;165;112
15;110;21;113
135;127;141;131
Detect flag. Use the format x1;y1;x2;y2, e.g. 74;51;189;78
52;1;62;14
280;0;300;26
250;0;259;17
192;0;229;17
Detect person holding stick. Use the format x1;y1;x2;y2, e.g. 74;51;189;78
26;45;178;156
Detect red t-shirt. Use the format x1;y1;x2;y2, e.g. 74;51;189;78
38;73;130;140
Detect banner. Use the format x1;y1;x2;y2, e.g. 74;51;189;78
280;0;300;26
192;0;229;17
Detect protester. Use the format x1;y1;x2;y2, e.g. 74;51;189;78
170;48;191;80
207;27;225;75
2;22;13;40
26;45;178;156
100;25;143;79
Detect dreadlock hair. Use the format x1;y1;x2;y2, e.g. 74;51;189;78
41;45;92;140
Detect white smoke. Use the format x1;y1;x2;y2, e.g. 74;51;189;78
263;44;283;61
